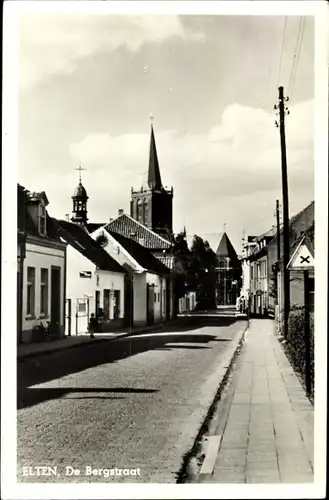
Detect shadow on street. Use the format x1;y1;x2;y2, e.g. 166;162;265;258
17;315;239;409
18;387;158;408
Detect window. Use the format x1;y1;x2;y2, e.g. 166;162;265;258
40;268;48;316
26;267;35;316
143;199;149;224
137;199;142;222
39;204;47;236
154;292;157;303
219;261;224;268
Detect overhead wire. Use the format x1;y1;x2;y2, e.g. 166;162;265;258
288;16;305;101
277;16;288;88
288;16;306;103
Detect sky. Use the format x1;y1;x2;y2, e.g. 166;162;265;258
17;9;315;254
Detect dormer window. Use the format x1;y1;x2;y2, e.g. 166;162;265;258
39;204;47;236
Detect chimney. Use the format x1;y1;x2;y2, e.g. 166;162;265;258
109;217;113;223
65;214;70;222
118;209;124;216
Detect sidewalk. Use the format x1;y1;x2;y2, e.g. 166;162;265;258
17;320;180;361
199;319;314;484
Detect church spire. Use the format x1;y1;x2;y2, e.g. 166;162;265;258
148;122;163;191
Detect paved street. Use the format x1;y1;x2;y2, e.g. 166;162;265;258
17;315;247;483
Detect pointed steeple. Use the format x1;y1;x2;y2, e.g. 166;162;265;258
216;232;238;261
148;124;163;191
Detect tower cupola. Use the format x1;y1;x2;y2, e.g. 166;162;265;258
71;164;88;226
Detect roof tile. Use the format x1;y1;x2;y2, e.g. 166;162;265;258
104;213;172;250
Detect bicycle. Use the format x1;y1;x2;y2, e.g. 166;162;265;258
31;321;48;342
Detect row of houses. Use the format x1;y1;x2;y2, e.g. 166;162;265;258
239;200;315;319
17;186;187;343
17;125;201;344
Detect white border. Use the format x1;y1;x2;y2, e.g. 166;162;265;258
2;1;328;499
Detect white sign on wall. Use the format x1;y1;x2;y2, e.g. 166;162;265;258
79;271;92;278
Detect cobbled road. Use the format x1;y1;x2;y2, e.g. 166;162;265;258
17;315;247;483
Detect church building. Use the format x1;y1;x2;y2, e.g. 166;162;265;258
130;124;174;242
215;232;242;306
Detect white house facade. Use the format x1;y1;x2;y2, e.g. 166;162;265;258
22;240;66;342
54;219;127;335
18;188;67;343
90;226;172;327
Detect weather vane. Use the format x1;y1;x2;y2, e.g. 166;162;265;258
149;113;154;124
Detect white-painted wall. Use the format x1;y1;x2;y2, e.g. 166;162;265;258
66;245;96;335
90;228;142;272
133;273;147;325
241;259;251;300
146;272;164;323
65;245;126;335
22;241;65;342
179;291;197;313
90;228;168;325
96;269;125;320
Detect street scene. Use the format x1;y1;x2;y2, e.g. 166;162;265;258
8;3;324;494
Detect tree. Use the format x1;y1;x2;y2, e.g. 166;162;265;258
171;231;191;310
171;231;218;311
190;235;217;310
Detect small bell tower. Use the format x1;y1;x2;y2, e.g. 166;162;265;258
71;163;88;226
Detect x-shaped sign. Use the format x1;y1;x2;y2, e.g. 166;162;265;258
300;255;310;264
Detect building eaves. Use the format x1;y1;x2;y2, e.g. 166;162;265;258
53;219;127;274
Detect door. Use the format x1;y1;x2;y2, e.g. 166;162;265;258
114;290;120;319
147;284;154;325
95;290;100;317
166;279;171;320
51;267;61;336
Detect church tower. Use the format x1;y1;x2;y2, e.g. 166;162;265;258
71;165;88;226
130;124;173;238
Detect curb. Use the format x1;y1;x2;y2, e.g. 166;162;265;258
17;318;183;362
176;319;249;483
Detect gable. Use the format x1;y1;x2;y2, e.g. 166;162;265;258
104;213;171;250
53;219;126;274
90;227;144;273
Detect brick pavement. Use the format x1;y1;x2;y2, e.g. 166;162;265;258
201;319;314;484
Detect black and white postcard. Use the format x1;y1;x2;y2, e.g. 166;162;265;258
2;1;328;499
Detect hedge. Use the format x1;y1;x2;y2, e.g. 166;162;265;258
286;304;314;395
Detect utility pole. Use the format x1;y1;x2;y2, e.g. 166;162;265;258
274;86;290;338
276;200;281;265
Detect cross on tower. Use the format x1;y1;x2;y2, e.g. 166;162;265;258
75;162;86;183
223;223;227;232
